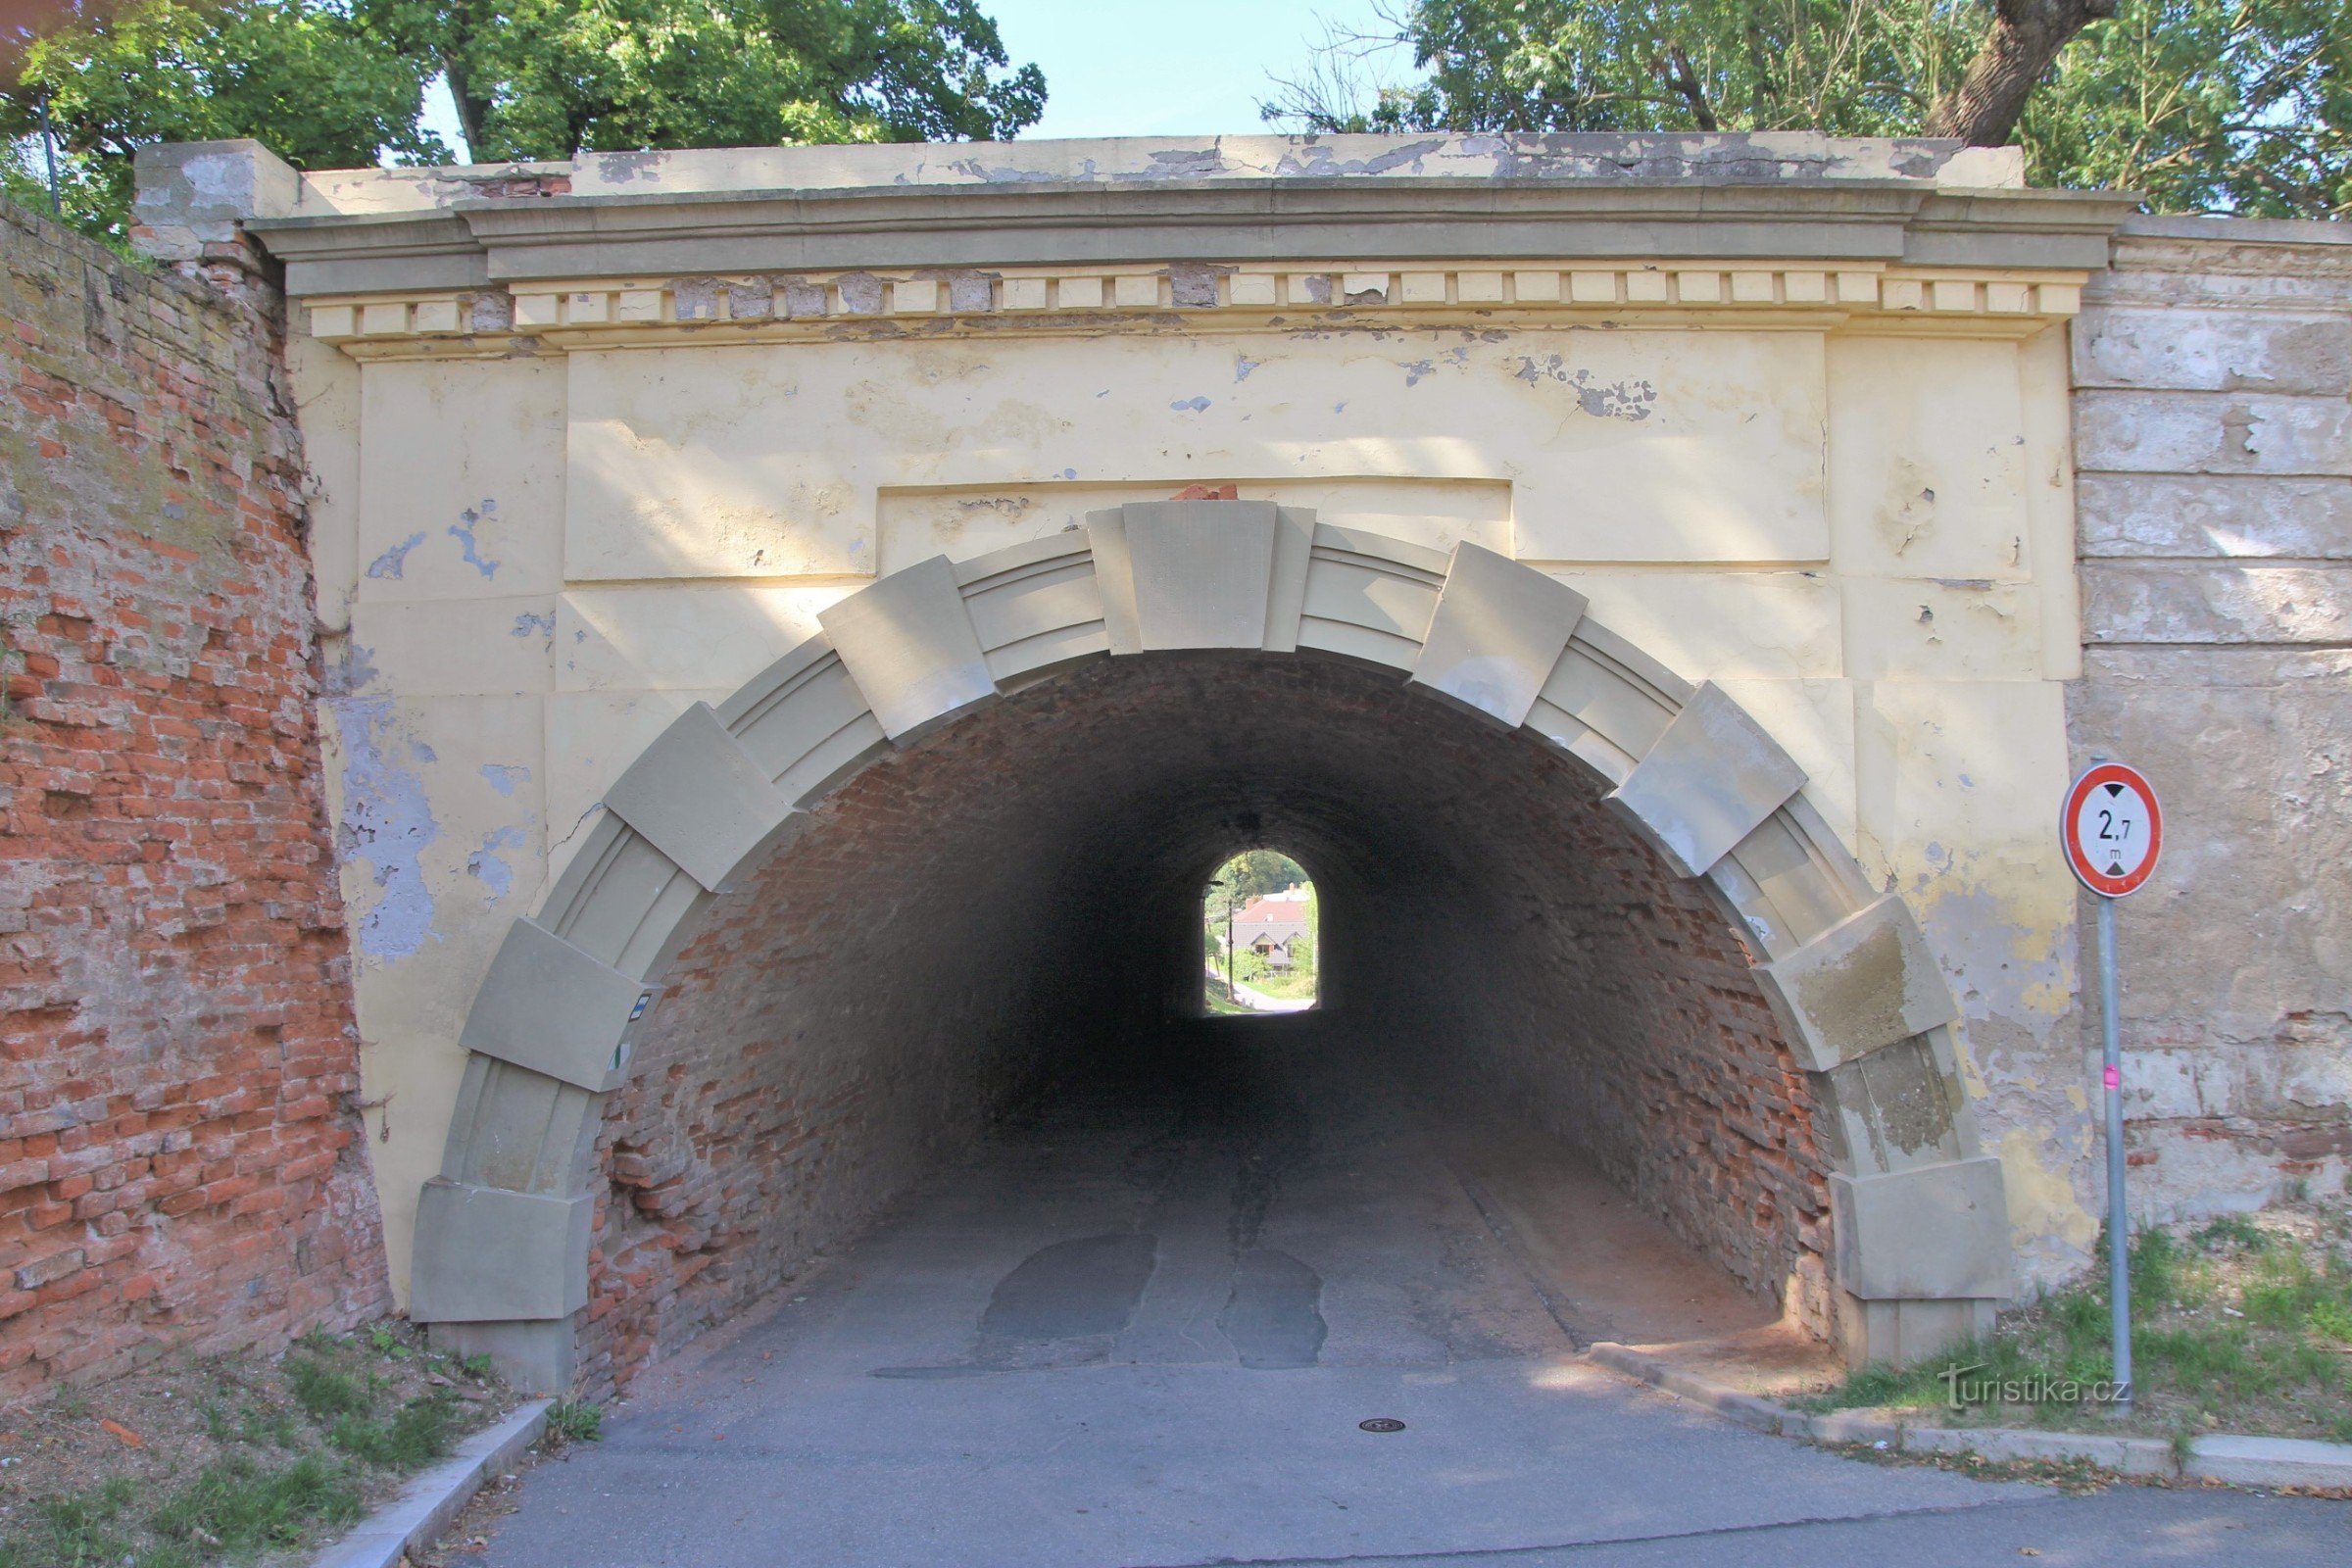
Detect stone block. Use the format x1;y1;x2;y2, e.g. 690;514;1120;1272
2077;474;2352;560
2074;306;2352;396
409;1181;591;1322
2075;389;2352;477
1408;542;1587;728
1800;1409;1902;1446
2082;562;2352;646
1828;336;2031;581
1904;1426;2176;1476
603;702;798;893
1755;896;1959;1072
1603;683;1807;877
1832;1155;2015;1300
129;139;299;260
1838;1294;1997;1369
2184;1434;2352;1490
1088;502;1312;654
428;1319;579;1395
815;556;998;741
458;918;646;1091
1816;1033;1971;1176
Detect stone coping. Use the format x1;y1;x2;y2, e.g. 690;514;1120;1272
1588;1343;2352;1491
131;137;2136;296
310;1400;552;1568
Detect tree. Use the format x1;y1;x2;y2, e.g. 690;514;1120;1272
3;0;1045;242
1264;0;2350;218
354;0;1044;165
3;1;443;238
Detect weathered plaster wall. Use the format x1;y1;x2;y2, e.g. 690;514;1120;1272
0;200;389;1402
164;133;2106;1322
288;310;2091;1303
2071;218;2352;1217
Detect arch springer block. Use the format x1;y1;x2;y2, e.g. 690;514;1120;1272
604;702;800;894
1408;541;1588;728
459;916;650;1091
1603;683;1806;878
1754;895;1961;1073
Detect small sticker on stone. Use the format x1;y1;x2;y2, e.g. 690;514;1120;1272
1358;1417;1406;1434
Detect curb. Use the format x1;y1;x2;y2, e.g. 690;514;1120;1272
1586;1343;2352;1490
311;1399;552;1568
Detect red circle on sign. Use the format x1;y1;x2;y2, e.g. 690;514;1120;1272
2061;762;2163;898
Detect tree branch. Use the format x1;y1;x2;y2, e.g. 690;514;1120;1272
1656;42;1718;131
1927;0;2118;146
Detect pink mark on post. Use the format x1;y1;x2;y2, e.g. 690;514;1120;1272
2104;1065;2121;1090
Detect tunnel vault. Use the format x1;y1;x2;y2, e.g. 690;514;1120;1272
412;503;2016;1392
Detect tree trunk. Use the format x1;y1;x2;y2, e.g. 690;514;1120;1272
438;47;491;164
1928;0;2115;146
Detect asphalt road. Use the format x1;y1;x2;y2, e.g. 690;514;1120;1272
473;1036;2348;1567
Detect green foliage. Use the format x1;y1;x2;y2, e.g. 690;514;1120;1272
358;0;1043;163
545;1396;605;1443
149;1453;364;1555
1205;850;1311;910
328;1393;457;1468
4;1;444;241
1805;1219;2352;1432
284;1355;373;1421
1269;0;2352;217
5;0;1046;243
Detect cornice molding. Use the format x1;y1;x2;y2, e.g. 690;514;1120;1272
247;178;2134;299
302;256;2087;360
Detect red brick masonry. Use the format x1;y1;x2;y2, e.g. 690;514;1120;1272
0;202;388;1403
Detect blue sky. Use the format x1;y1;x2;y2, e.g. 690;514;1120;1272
984;0;1411;139
416;2;1418;156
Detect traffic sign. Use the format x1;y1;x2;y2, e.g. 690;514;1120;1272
2061;762;2162;899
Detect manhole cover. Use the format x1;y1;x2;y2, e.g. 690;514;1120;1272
1358;1417;1406;1434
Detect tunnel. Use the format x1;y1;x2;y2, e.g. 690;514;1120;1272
576;650;1833;1388
416;509;2004;1392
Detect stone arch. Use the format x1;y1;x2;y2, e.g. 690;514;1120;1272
412;502;2014;1390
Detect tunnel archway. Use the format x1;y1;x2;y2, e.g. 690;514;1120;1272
412;504;2015;1392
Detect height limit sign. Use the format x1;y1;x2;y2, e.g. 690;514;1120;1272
2063;757;2162;1412
2063;762;2163;898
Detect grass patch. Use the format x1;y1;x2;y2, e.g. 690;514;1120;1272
0;1322;515;1568
149;1453;363;1556
1800;1201;2352;1445
544;1399;604;1446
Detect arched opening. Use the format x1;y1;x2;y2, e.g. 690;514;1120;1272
575;653;1823;1388
1202;852;1319;1014
418;510;2008;1394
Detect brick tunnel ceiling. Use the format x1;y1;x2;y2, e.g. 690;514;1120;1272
594;653;1829;1373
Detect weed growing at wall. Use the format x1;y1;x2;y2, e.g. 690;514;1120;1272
1803;1200;2352;1443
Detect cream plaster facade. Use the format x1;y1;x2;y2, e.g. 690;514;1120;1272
133;133;2146;1383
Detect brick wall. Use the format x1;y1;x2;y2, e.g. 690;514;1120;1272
576;653;1823;1393
0;200;389;1402
2070;217;2352;1218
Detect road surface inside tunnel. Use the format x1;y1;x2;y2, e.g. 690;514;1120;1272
467;1023;2091;1568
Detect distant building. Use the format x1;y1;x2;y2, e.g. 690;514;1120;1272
1229;885;1310;969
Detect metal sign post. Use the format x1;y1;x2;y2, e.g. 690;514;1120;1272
2061;760;2163;1415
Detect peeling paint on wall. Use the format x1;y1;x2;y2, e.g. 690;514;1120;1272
447;500;501;578
479;763;530;797
326;693;442;960
467;825;527;903
364;531;424;580
1513;355;1658;420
